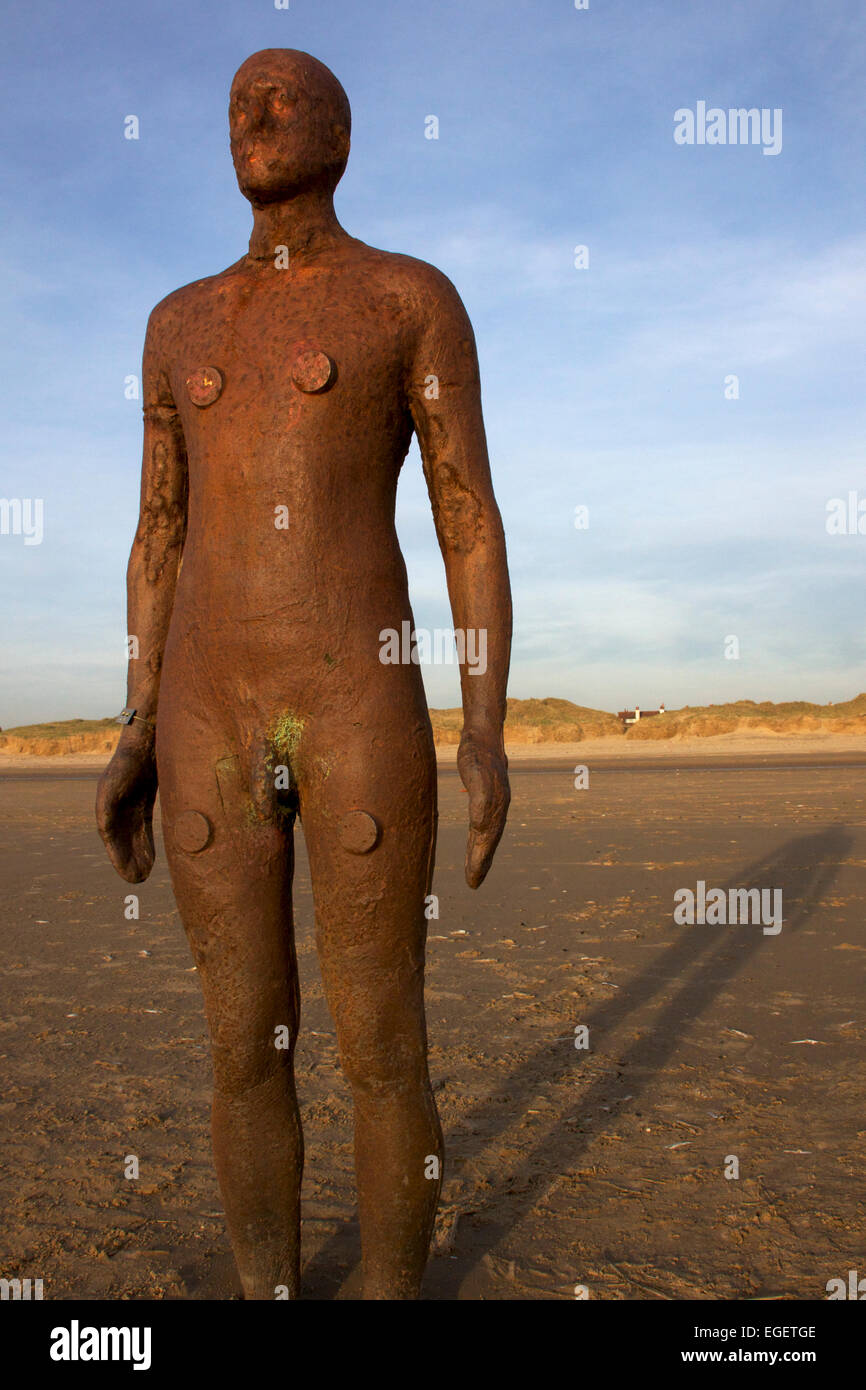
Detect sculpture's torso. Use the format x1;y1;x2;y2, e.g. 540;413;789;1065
154;238;434;720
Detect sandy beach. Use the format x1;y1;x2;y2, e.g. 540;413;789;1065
1;744;864;1298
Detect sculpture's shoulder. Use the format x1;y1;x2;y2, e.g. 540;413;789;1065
145;260;247;344
346;239;469;328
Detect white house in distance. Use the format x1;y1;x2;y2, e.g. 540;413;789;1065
617;703;666;728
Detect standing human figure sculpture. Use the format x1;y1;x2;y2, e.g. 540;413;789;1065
97;48;512;1301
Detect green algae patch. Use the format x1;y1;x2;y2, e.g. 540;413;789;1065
270;712;306;761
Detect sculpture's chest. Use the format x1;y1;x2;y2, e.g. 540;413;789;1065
167;276;410;436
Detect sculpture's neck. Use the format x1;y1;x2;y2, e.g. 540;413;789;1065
247;190;346;264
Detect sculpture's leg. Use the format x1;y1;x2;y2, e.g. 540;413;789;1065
298;719;442;1300
158;714;302;1301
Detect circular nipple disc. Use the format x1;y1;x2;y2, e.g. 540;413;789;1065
186;366;223;407
292;350;335;394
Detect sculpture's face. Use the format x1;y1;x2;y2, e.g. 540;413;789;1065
229;50;350;203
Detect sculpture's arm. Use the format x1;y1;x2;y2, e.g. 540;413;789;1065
125;311;188;725
408;270;512;888
96;308;188;883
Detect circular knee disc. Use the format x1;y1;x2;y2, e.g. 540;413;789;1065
174;809;212;854
339;810;379;854
292;349;335;394
186;366;223;407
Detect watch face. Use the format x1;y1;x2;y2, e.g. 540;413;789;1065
117;709;136;725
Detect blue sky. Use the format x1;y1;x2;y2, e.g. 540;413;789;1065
1;0;865;726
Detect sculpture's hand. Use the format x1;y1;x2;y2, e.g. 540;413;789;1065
458;729;510;889
96;729;159;883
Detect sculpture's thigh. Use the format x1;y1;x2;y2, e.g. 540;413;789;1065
299;718;438;1088
156;694;299;1096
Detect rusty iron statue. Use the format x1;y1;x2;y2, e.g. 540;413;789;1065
97;48;512;1300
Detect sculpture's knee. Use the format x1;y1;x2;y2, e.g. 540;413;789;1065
211;1031;296;1102
338;1018;427;1098
207;1002;299;1099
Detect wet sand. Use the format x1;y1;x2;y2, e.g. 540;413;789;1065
0;753;864;1299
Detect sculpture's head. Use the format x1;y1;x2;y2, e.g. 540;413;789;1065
229;49;351;204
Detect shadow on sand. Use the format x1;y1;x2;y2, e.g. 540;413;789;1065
301;825;850;1299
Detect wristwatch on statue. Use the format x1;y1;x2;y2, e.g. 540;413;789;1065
116;708;156;730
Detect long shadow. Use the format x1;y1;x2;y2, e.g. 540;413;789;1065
302;825;851;1298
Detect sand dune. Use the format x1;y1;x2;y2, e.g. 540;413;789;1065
2;695;866;759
